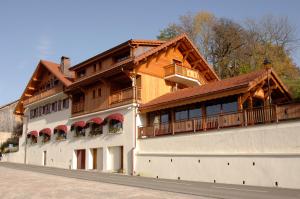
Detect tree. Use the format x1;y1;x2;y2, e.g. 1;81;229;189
157;12;300;98
157;24;181;41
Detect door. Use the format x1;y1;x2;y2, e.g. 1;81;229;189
93;148;97;170
76;149;86;169
43;151;47;166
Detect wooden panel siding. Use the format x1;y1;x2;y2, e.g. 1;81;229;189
139;73;172;104
23;85;63;106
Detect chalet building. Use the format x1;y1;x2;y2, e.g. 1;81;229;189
6;34;300;188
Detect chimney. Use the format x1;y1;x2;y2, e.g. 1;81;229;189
60;56;71;77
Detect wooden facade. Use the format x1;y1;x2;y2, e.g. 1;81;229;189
15;34;293;130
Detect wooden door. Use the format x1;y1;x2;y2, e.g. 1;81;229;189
76;150;86;169
93;149;97;170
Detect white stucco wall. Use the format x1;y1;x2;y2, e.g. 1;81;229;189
3;95;137;175
135;120;300;189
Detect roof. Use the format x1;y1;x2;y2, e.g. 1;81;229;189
70;39;164;71
134;34;219;81
0;100;19;110
14;60;74;115
40;60;73;86
140;69;289;111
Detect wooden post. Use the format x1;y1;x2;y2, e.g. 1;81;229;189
201;104;206;131
171;109;175;135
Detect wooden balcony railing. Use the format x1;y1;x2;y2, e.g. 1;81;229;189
138;103;300;139
72;101;84;114
23;86;63;106
164;64;200;81
109;87;141;105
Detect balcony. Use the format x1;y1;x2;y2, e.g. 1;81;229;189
164;64;201;86
72;101;84;114
109;87;141;106
23;86;63;106
138;103;300;139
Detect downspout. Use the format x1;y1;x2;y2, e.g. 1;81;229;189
23;108;29;164
131;73;137;175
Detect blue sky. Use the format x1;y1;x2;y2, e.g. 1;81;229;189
0;0;299;106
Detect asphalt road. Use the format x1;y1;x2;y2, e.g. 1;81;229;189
0;162;299;199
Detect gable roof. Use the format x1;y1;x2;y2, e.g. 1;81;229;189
14;60;74;115
70;39;164;71
140;69;291;112
134;34;219;81
40;60;73;86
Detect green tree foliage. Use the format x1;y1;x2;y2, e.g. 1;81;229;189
157;12;300;99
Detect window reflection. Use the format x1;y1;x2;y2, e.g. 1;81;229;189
222;101;238;113
175;110;188;121
161;113;169;123
189;108;202;118
206;104;221;116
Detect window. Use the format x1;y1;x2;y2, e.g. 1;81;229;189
109;120;123;134
52;102;57;112
39;106;43;116
175;109;188;121
58;100;62;111
93;64;97;72
206;104;221;116
222;101;238;113
77;69;86;78
161;113;169;124
92;90;96;99
189;107;202;119
74;127;85;137
63;98;69;109
98;62;102;70
54;79;59;86
149;112;160;125
98;88;101;97
88;123;103;136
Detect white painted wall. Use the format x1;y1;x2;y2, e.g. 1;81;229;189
135;120;300;189
3;99;136;175
107;146;122;172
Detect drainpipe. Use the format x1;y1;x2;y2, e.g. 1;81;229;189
131;73;137;175
23;108;29;164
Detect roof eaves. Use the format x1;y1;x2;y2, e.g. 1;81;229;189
70;40;132;71
140;83;249;111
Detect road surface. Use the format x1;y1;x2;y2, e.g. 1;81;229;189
0;162;299;199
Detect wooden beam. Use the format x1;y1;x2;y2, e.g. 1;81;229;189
173;42;181;53
240;92;250;105
24;93;32;97
191;59;201;66
28;87;35;91
155;51;164;63
165;46;172;57
182;49;194;56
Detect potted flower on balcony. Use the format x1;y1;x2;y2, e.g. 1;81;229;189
108;120;123;134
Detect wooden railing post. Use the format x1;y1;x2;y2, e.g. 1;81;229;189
244;110;247;127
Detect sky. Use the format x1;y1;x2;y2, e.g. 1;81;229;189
0;0;300;106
